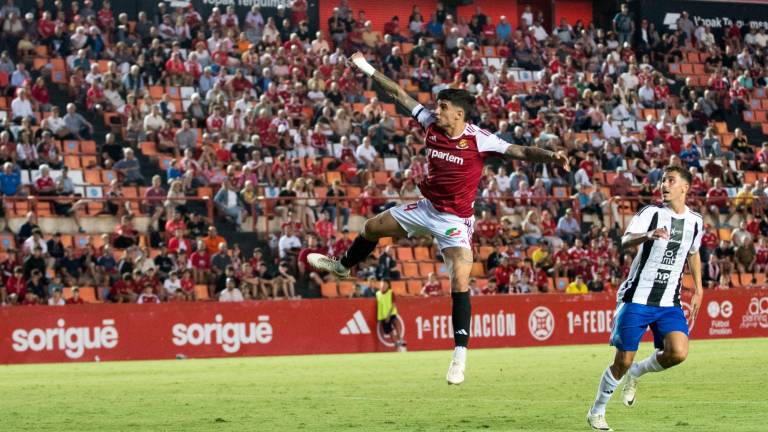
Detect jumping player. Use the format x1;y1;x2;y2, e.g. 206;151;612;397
308;52;568;385
587;165;703;431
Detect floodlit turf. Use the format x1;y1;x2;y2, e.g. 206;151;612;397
1;338;766;431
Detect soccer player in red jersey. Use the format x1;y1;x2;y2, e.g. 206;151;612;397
309;52;568;385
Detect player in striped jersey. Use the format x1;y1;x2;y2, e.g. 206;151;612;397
587;166;704;431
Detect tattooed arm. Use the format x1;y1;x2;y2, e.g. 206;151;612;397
347;52;419;113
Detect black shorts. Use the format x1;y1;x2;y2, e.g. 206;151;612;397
380;316;397;334
53;201;73;215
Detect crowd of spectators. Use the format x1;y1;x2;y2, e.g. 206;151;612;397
1;0;768;306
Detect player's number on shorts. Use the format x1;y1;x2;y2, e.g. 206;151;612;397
404;203;418;212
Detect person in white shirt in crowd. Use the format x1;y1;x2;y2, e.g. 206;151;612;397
619;65;640;93
11;88;35;124
23;229;47;254
278;224;302;259
355;136;379;169
602;114;621;140
219;277;245;302
638;81;656;108
48;288;66;306
70;26;89;50
85;63;102;85
143;104;166;135
163;271;183;300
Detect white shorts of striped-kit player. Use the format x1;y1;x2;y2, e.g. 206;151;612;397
389;199;474;251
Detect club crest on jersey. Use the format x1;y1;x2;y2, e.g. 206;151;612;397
456;139;469;149
445;228;461;237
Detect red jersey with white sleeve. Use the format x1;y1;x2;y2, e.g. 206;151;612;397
412;104;512;218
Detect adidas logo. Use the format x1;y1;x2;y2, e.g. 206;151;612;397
340;310;371;335
455;329;468;336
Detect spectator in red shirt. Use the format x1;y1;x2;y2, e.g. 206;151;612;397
4;266;26;304
110;273;137;303
706;178;729;227
314;211;335;243
190;240;212;284
167;229;192;255
475;210;500;245
420;272;443;297
66;287;86;305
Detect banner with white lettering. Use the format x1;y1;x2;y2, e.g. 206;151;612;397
1;289;766;364
640;0;768;39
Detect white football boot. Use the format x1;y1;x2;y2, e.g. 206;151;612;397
446;360;465;385
307;253;350;278
622;372;639;407
586;411;613;431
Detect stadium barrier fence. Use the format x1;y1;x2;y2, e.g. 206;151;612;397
1;288;765;364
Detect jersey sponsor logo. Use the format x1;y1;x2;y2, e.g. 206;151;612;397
528;306;555;341
445;227;461;237
339;310;371;335
426;148;464;165
456;139;469;149
649;217;685;305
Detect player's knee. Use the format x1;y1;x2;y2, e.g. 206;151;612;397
361;218;380;240
667;347;688;365
450;276;469;293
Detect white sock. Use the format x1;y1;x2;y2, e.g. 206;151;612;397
590;367;621;416
629;351;665;379
453;346;467;363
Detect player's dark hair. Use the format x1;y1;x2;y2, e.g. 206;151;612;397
436;88;474;120
663;165;692;185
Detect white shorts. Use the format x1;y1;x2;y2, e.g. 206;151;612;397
389;199;474;251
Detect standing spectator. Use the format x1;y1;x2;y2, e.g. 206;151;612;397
376;280;406;351
613;3;634;46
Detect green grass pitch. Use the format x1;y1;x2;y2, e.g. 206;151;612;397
1;338;766;431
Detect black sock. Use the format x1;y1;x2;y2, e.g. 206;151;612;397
339;235;378;268
451;291;471;348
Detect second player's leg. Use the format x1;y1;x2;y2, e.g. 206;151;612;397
656;331;689;368
610;349;637;379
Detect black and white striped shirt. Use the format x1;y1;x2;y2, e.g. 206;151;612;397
617;205;703;307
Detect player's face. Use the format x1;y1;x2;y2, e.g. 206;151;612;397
660;171;689;204
434;99;464;130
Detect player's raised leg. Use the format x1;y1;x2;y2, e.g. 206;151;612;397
308;210;407;277
442;246;473;385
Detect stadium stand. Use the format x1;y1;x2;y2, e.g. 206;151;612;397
0;0;767;307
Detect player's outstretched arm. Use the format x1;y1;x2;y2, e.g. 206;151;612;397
347;52;419;113
504;145;570;171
